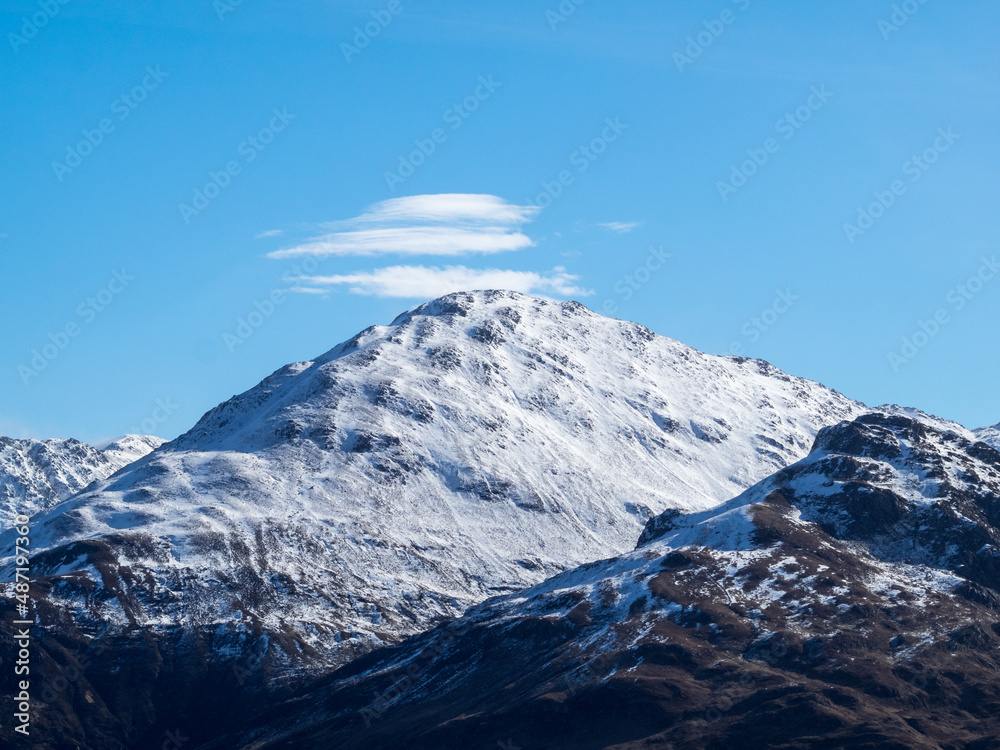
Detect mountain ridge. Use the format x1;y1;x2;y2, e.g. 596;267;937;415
0;433;164;524
0;291;868;696
4;290;997;749
205;411;1000;749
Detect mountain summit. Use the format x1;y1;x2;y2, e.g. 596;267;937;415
5;291;864;667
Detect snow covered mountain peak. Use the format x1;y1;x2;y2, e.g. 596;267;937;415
172;290;644;453
0;434;165;524
5;290;868;670
172;288;859;459
9;293;999;749
975;420;1000;450
386;288;583;324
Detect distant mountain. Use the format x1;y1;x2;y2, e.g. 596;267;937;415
880;403;1000;452
215;412;1000;749
0;434;164;523
975;421;1000;450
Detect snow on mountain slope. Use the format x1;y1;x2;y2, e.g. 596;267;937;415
2;291;867;669
641;412;1000;583
975;422;1000;450
0;434;164;524
214;412;1000;750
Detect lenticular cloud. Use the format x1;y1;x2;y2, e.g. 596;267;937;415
267;194;540;259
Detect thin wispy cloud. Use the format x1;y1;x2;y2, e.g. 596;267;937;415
347;194;538;227
598;221;643;234
286;265;593;299
284;286;329;295
255;229;284;239
267;194;540;259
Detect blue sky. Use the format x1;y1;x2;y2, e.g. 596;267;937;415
1;0;998;443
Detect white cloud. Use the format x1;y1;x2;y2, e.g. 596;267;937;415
286;265;593;299
255;229;284;239
267;194;539;259
284;286;329;295
598;221;643;234
269;226;534;258
348;194;539;227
